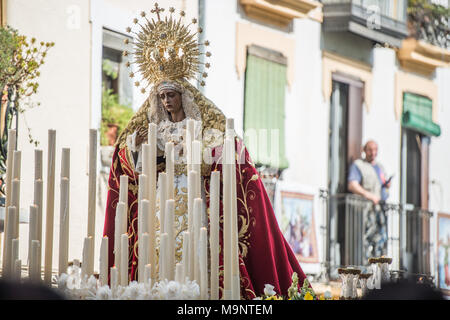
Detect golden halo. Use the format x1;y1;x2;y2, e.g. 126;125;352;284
125;3;211;90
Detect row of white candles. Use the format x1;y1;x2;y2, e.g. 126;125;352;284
1;118;240;300
1;128;98;284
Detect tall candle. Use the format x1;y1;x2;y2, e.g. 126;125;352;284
3;206;16;278
147;123;157;281
11;179;20;238
193;198;202;285
12;238;19;278
165;199;175;281
81;236;92;278
165;142;174;200
44;129;56;285
159;233;168;281
144;264;152;287
187;170;197;280
142;144;151;179
28;205;38;269
199;227;208;300
87;129;97;272
114;202;127;280
175;263;184;284
58;177;70;276
61;148;70;179
120;233;128;287
99;236;108;287
138;233;149;283
191;141;201;198
210;171;220;300
159;172;167;234
33;179;43;273
110;266;118;294
12;150;21;180
119;175;129;209
14;259;21;281
222;138;232;299
181;231;190;282
2;129;16;273
34;149;43;180
30;240;40;282
186;119;195;172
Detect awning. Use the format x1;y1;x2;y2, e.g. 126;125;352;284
402;92;441;137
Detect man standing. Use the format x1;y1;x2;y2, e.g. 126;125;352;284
347;140;392;261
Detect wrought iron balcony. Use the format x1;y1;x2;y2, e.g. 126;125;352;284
321;0;409;47
318;191;433;281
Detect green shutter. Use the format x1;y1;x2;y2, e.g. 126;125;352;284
243;54;289;169
402;92;441;137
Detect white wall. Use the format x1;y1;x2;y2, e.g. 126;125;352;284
6;0;92;271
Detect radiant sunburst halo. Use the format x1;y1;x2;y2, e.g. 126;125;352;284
124;2;212;90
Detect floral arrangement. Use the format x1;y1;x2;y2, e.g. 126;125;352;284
254;273;318;300
56;264;200;300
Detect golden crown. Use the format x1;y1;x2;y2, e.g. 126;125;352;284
123;3;211;94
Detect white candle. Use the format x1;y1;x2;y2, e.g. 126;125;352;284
35;149;43;181
142;144;151;179
3;206;16;278
120;233;128;287
28;205;38;269
58;177;70;276
192;141;202;198
193;197;202;285
210;171;220;300
81;236;92;278
11;178;20;239
222;138;232;300
99;236;108;287
159;172;167;234
87;129;97;272
114;202;127;279
159;233;168;281
175;263;184;284
2;129;16;274
165;199;175;281
138;232;149;283
165;142;174;200
199;227;208;300
44;129;56;285
119;175;129;209
14;259;21;281
30;240;40;282
33;179;43;272
181;231;190;282
110;266;118;294
144;264;152;288
12;238;19;277
148;123;157;281
61;148;70;179
187;170;197;280
12;150;21;180
186;119;195;172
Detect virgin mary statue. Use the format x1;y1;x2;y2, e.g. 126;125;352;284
103;3;311;299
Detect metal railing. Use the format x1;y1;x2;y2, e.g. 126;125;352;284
318;190;433;281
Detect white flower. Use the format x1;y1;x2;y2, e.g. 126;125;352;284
264;284;276;297
96;285;112;300
253;297;262;300
58;273;69;290
324;290;332;299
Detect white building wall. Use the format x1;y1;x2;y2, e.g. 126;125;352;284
363;47;400;203
6;0;92;271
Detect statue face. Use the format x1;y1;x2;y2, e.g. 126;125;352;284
159;89;182;116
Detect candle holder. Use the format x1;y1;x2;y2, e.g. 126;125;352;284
338;268;361;300
358;273;372;298
368;257;392;285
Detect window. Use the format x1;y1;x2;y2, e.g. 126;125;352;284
243;45;289;171
100;29;134;147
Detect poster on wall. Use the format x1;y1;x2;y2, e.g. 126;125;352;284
280;191;318;263
437;212;450;296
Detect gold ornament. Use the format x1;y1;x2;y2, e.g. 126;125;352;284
125;3;211;88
